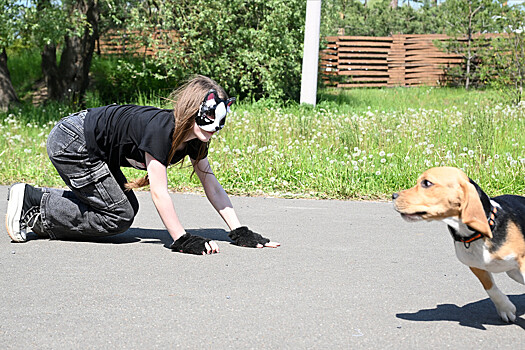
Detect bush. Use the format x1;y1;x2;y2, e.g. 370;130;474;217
113;0;306;101
90;55;179;104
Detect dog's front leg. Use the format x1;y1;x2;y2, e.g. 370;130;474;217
469;267;516;322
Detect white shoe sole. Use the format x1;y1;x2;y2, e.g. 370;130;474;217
5;183;27;242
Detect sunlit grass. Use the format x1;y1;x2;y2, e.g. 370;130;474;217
1;88;524;200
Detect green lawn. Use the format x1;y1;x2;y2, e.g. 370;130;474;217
1;87;524;200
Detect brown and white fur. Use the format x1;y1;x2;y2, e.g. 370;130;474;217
392;167;525;322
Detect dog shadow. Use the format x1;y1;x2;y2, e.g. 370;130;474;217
396;295;525;330
33;227;232;249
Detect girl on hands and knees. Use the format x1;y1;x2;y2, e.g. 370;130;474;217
5;75;279;255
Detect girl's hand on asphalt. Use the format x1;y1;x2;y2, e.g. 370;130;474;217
228;226;280;248
170;233;219;255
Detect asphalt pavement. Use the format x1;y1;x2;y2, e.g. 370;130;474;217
1;185;524;349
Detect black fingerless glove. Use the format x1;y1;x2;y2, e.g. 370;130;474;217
170;233;211;255
228;226;270;247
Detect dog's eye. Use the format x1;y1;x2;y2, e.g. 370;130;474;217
421;179;434;188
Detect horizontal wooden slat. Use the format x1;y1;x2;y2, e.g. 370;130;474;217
338;53;388;59
342;77;389;82
338;83;389;87
337;36;393;41
338;41;392;47
339;59;387;64
339;70;389;76
339;47;390;53
338;65;389;70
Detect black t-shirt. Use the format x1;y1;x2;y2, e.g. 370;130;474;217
84;104;208;170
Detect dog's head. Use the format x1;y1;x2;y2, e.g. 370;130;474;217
392;167;492;238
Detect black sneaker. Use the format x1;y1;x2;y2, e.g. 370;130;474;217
5;183;43;242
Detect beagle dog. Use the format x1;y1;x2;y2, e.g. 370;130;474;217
392;167;525;322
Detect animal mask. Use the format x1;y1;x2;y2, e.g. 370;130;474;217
195;89;235;132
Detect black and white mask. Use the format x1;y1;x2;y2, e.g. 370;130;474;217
195;89;235;132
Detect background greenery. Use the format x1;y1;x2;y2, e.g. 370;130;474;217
1;0;525;200
2;61;524;200
1;0;523;107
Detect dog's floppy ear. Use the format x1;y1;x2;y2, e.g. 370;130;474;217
460;181;492;238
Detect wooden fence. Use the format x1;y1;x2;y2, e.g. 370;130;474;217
98;32;495;88
320;34;475;88
97;30;178;56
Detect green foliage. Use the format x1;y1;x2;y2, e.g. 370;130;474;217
0;0;24;48
321;0;443;37
107;0;306;101
90;55;177;104
6;48;41;99
22;1;68;48
434;0;507;89
479;6;525;105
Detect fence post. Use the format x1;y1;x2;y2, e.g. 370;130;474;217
300;0;322;106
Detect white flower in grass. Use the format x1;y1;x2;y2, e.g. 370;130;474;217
381;158;386;163
270;177;276;182
24;149;31;153
494;154;500;160
468;150;474;157
379;151;385;157
375;170;381;176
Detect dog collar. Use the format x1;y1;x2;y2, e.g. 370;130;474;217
451;231;483;248
450;206;498;248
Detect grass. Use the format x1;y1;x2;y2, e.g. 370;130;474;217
1;87;524;200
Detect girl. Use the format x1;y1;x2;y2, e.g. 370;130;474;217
5;75;279;254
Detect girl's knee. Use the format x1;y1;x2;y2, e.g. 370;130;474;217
106;201;136;234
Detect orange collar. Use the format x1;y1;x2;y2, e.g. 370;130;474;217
451;206;497;248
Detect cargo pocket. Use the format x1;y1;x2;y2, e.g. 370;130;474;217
69;164;127;210
47;123;80;158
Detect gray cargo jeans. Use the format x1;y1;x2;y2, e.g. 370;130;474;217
41;111;139;239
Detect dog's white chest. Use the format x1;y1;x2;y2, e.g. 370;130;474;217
443;217;518;273
454;242;518;272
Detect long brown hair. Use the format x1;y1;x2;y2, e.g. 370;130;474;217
125;75;227;190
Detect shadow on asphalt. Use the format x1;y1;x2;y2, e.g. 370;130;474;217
397;294;525;330
27;227;231;249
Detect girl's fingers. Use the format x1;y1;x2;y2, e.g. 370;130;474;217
204;241;220;254
210;241;220;253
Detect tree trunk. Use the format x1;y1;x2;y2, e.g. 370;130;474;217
390;0;398;9
41;43;64;100
0;48;19;111
40;0;99;104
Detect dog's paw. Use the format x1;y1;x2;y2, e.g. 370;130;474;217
495;299;517;323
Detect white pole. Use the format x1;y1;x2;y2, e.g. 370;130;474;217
300;0;322;106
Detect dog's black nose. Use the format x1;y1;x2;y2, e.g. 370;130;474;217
392;193;399;200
